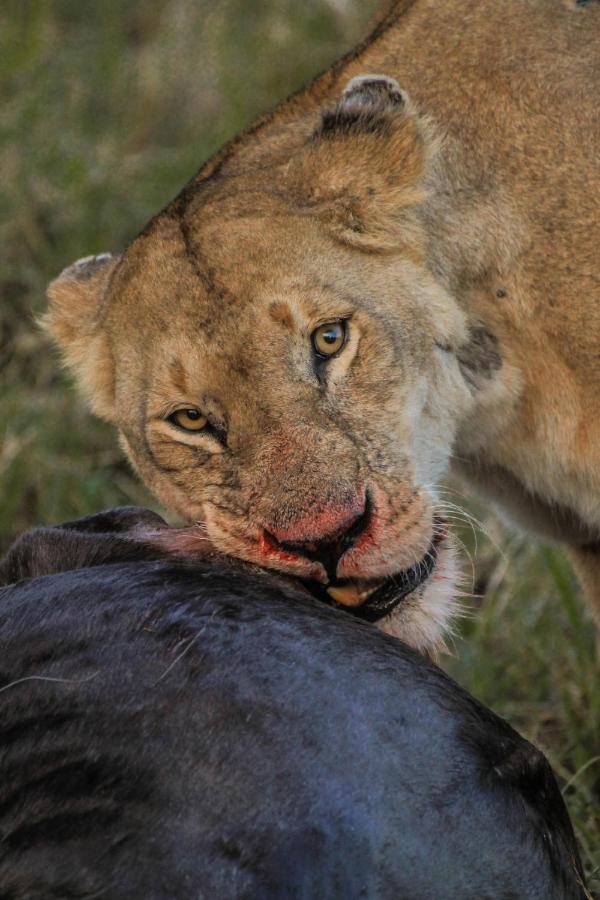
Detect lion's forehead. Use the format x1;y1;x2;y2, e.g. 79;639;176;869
110;224;337;350
111;206;390;319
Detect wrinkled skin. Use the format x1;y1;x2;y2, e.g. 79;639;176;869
44;0;600;649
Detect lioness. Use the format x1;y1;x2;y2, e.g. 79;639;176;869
44;0;600;652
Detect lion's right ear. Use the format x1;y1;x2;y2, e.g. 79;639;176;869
43;253;119;421
289;75;437;251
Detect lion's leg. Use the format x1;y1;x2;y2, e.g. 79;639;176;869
566;544;600;627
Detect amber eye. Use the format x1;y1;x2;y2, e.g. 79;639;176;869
312;321;346;358
168;408;208;432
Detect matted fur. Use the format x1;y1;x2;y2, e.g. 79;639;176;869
44;0;600;647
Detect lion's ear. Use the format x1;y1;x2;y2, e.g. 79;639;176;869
292;75;436;250
43;253;119;421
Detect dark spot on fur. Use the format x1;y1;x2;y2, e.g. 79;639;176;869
457;326;502;389
269;301;294;330
348;219;365;234
495;288;507;298
316;76;405;140
230;357;252;380
318;108;392;138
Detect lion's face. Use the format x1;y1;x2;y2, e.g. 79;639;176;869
45;76;480;652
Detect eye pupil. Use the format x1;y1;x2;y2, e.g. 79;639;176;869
168;408;208;432
312;321;346;358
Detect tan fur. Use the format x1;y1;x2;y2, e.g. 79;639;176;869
44;254;119;420
45;0;600;645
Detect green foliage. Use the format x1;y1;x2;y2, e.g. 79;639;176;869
447;507;599;892
1;1;598;891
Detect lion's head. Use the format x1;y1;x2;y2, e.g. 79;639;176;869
45;77;481;652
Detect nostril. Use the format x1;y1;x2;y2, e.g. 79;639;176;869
339;491;371;551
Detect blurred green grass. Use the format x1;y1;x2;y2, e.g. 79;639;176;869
1;1;598;891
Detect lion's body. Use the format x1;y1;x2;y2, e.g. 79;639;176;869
46;0;600;643
370;0;600;547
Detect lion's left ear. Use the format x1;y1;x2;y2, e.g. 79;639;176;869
290;75;437;250
42;253;120;421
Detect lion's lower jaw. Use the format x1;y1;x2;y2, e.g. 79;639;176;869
376;537;461;656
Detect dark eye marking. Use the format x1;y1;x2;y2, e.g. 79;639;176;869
165;408;228;447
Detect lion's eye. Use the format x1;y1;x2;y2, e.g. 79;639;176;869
312;321;346;358
168;408;208;432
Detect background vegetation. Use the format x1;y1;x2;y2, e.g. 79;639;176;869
1;1;598;891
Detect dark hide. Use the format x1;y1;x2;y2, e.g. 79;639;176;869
0;511;586;899
0;506;171;586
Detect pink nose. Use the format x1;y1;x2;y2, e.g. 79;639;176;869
267;491;367;546
262;491;369;579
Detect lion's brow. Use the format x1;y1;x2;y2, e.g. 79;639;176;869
268;301;295;330
169;359;192;397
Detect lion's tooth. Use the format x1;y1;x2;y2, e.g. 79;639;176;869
327;584;363;607
327;583;380;607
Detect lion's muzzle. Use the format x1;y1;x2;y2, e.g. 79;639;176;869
259;487;369;584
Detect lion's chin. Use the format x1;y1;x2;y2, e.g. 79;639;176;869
376;535;460;656
301;531;459;656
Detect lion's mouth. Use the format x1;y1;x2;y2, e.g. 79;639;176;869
301;531;442;623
